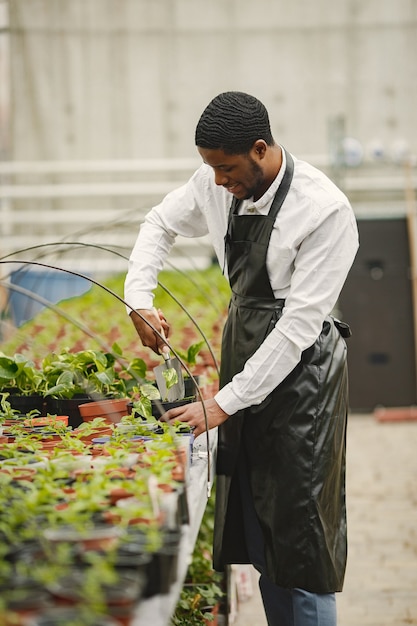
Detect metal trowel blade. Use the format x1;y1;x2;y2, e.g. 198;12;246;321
153;356;185;402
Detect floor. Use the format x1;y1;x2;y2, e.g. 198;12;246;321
230;413;417;625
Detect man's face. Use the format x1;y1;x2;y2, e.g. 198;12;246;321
197;146;266;201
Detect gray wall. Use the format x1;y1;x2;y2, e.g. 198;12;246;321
6;0;417;161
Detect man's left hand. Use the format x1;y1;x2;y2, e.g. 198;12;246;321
162;398;229;438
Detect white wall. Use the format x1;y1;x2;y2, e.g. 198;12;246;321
1;0;416;278
6;0;417;161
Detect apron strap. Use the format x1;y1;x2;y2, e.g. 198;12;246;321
269;148;294;221
223;148;294;274
228;147;294;220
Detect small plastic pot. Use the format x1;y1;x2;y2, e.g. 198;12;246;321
26;607;120;626
46;395;94;429
144;528;181;597
151;396;196;419
6;392;46;416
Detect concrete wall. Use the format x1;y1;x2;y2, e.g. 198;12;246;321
6;0;417;161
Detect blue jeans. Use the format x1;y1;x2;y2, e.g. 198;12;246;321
238;459;337;626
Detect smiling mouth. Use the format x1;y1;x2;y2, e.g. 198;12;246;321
226;183;240;193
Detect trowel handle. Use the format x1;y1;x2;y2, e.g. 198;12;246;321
159;325;172;365
162;348;172;366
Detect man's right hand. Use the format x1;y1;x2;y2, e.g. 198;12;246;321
129;308;171;355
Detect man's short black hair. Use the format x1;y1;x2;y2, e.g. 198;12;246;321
195;91;274;155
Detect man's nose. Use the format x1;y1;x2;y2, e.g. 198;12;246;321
214;170;228;186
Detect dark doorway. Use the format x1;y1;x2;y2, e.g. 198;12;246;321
337;217;417;411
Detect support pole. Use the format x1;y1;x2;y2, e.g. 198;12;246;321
405;158;417;399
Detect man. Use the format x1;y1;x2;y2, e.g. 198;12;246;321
124;91;359;625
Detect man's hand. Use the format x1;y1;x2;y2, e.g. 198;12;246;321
161;398;229;438
130;308;170;355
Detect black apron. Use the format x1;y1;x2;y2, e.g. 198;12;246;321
213;150;348;593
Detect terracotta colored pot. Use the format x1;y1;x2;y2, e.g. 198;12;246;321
73;425;114;443
24;415;69;428
37;433;66;451
79;398;129;424
7;468;37;481
105;467;135;479
109;487;135;506
203;603;219;626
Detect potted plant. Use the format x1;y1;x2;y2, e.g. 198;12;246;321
0;353;46;416
45;565;146;625
40;347;145;428
171;486;224;625
41;349;113;428
25;606;120;626
0;263;228;625
71;417;115;442
0;392;20;430
171;583;223;625
128;381;196;423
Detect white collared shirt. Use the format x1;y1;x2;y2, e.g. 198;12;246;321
125;148;359;415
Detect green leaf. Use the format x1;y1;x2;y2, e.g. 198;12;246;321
140;383;160;400
187;341;205;366
56;370;75;387
43;383;73;398
111;342;123;356
94;368;115;386
177;341;205;366
0;357;19;381
127;358;148;381
133;396;153;420
162;367;178;390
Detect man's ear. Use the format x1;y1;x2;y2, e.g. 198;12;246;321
252;140;267;159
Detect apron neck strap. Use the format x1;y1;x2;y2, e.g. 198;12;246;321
228;147;294;220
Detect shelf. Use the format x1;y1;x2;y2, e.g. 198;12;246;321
132;428;218;625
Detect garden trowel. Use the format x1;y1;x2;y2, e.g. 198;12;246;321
153;347;185;402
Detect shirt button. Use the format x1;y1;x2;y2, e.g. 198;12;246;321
247;206;256;214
